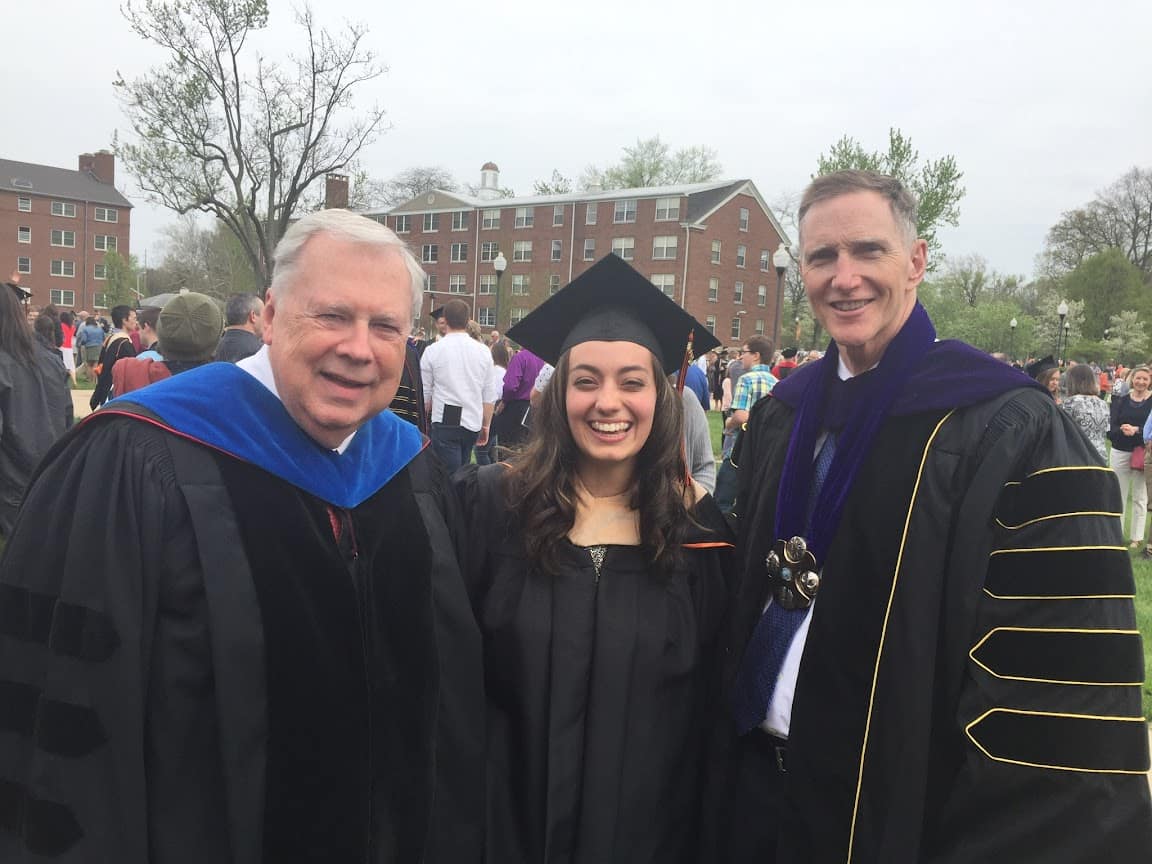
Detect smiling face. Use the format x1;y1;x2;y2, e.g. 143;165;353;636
262;233;412;448
800;190;927;374
1132;369;1151;394
565;340;658;484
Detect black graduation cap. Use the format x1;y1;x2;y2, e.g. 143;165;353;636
1026;355;1057;379
429;306;445;319
5;281;31;302
505;254;721;373
781;347;798;359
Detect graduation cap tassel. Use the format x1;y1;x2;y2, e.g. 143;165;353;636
675;330;695;394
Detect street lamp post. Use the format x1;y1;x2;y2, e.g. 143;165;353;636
1009;317;1017;361
1062;322;1070;366
772;245;793;348
1056;300;1068;361
492;251;507;332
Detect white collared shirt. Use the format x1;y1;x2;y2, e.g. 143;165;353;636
237;345;357;454
419;331;497;432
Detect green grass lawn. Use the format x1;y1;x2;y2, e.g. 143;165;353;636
703;408;1152;717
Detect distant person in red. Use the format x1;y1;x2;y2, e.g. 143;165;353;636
770;346;798;379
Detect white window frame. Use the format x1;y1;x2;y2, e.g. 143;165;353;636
425;274;437;292
421;244;438;264
482;209;500;230
734;281;744;304
51;259;75;277
708;277;719;302
549;274;561;295
394;214;411;233
755;319;765;335
478;307;496;327
739;207;750;231
17;226;30;244
551;239;562;262
94;263;107;280
611;237;635;261
509;307;528;325
478;274;496;295
17;197;31;212
422;213;439;232
94;293;110;309
94;206;117;223
513;240;532;262
50;289;75;307
451;211;469;231
583;238;595;260
51;229;76;247
654;196;680;221
449;274;467;294
652;235;678;260
758;285;768;307
52;201;77;218
613;199;637;224
553;205;564;227
736;245;747;268
586;203;598;225
17;256;31;274
731;317;742;339
480;241;499;262
511;274;530;296
94;234;118;251
760;249;770;271
705;315;716;335
514;207;534;229
451;242;468;263
711;240;721;264
651;274;675;297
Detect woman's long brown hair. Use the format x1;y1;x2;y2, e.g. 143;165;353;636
504;349;691;575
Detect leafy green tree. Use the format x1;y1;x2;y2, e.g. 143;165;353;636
580;136;722;191
115;0;388;288
815;128;965;262
533;170;573;196
1101;311;1148;365
1062;248;1150;338
102;251;140;308
1041;167;1152;277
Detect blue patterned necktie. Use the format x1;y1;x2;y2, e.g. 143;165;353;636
732;431;837;735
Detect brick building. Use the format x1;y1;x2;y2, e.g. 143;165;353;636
0;151;132;311
365;164;790;349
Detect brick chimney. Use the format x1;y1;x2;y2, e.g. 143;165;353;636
325;173;349;209
79;150;116;185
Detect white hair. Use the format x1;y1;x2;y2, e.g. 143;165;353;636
269;209;425;321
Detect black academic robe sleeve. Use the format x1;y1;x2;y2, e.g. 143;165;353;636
0;416;232;863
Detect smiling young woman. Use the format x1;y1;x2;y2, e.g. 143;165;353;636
452;256;734;863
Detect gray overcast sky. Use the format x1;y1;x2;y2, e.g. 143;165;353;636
7;0;1151;280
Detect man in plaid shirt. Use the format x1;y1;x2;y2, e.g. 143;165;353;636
724;335;778;434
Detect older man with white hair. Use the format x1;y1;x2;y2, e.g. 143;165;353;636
0;210;483;863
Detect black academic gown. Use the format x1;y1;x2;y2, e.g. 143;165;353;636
717;385;1152;863
0;410;483;863
455;464;734;864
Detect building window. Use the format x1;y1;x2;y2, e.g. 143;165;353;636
655;196;679;221
52;201;77;218
736;245;747;268
651;274;675;298
94;263;107;280
758;284;768;307
50;289;75;307
611;237;635;261
551;239;562;262
421;244;438;263
94;206;117;223
480;241;499;262
422;213;440;232
513;240;533;262
755;319;765;335
479;307;496;327
17;226;30;243
94;234;117;251
549;274;561;295
451;242;468;263
760;249;770;271
583;238;595;260
17;257;30;274
739;207;750;231
449;274;467;294
705;315;716;335
17;197;31;212
482;209;500;230
451;211;469;231
511;275;530;296
394;214;411;233
479;274;496;295
734;281;744;304
51;229;76;247
515;207;534;228
652;235;678;260
94;293;109;309
711;240;721;264
731;317;742;339
51;260;75;277
425;274;437;292
553;205;564;227
509;307;528;325
708;277;719;302
586;203;598;225
613;199;637;224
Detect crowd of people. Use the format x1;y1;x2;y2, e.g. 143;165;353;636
0;172;1150;862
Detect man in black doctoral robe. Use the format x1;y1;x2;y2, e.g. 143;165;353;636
714;170;1152;862
0;209;483;863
